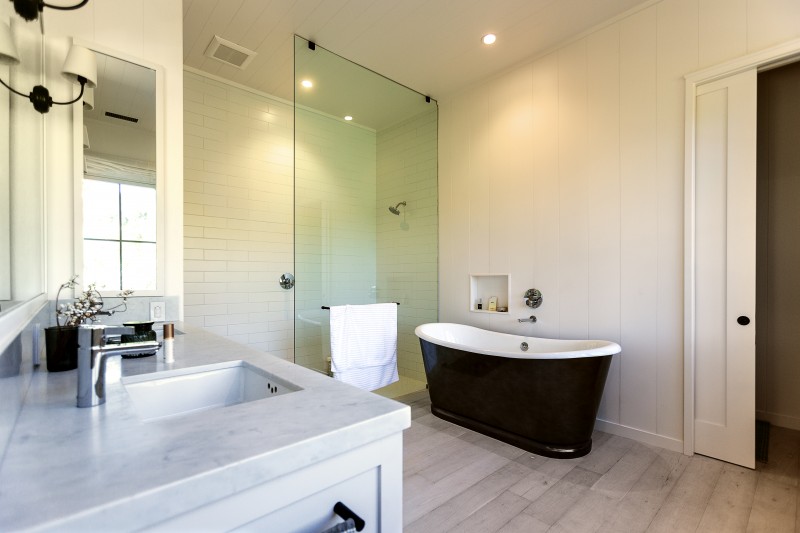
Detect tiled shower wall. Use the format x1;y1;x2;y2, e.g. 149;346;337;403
184;70;437;380
183;71;294;359
376;108;439;383
294;109;377;372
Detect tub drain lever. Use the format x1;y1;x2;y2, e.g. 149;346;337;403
518;316;537;323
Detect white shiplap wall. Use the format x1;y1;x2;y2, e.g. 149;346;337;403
183;71;294;359
438;0;800;449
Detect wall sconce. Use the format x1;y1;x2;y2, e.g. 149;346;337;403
11;0;90;22
0;20;97;113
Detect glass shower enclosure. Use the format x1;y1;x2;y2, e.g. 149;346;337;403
293;36;437;396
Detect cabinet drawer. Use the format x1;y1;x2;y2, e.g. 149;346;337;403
236;467;377;532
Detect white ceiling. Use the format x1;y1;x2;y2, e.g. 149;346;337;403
183;0;651;104
86;51;157;133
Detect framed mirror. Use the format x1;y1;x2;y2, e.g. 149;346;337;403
0;15;46;339
73;44;164;296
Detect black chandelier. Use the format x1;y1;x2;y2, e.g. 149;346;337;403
11;0;91;22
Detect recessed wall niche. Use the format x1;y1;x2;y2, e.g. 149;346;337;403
469;274;509;313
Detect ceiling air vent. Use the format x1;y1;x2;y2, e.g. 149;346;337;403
204;35;257;70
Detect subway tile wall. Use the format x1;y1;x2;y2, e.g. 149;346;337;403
377;108;439;383
294;108;378;372
184;70;438;381
183;71;294;360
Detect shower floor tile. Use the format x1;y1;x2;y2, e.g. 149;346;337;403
373;375;427;399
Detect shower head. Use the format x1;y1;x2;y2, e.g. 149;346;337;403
389;201;406;215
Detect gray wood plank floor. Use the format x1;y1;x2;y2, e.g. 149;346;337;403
396;391;800;533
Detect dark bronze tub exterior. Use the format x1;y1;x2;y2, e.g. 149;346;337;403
419;338;612;458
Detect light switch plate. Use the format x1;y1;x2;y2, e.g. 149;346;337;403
150;301;166;322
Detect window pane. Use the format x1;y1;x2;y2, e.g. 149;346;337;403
122;242;156;291
83;180;120;240
83;240;121;291
121;184;156;241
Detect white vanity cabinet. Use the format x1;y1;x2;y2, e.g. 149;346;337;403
149;433;403;533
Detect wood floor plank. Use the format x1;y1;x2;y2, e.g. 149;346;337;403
457;429;528;460
509;454;583;502
413;412;466;435
546;441;658;533
579;433;635;476
403;448;510;525
404;423;468;476
645;454;724;532
418;438;502;483
761;426;800;488
405;461;533;533
496;512;550;533
521;466;602;525
696;463;758;532
746;476;797;533
592;441;659;501
397;393;800;532
508;464;567;502
449;490;531;533
601;447;690;532
549;490;618;533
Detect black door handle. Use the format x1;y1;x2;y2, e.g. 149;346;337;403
737;316;751;326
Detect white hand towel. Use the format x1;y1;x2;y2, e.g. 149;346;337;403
330;303;399;391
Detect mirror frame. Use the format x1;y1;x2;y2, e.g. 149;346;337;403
71;40;165;297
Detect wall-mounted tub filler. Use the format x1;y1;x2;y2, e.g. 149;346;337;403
388;201;406;215
518;316;537;323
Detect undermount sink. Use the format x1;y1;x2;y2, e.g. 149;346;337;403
123;360;300;422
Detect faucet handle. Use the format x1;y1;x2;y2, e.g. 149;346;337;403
524;289;543;308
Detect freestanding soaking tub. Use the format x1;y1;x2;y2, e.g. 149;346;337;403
415;323;621;458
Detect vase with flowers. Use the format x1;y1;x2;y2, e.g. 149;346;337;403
44;275;133;372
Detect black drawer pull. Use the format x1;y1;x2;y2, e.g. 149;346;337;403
737;316;751;326
333;501;365;532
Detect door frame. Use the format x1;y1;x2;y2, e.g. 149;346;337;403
683;37;800;456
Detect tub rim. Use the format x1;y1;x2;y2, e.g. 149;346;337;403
415;322;621;360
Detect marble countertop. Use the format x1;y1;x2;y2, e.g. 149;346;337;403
0;323;410;531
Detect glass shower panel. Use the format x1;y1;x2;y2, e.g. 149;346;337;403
293;36;438;392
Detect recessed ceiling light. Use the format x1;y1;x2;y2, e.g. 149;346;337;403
344;115;353;121
482;33;497;45
301;79;313;88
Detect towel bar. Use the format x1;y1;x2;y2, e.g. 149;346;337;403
321;302;399;310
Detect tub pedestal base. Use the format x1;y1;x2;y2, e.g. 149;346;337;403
431;405;593;459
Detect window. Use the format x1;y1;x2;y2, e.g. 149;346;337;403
82;178;157;292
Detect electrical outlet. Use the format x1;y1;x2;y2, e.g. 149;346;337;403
150;301;166;322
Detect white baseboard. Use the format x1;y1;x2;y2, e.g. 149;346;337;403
595;418;684;453
756;410;800;431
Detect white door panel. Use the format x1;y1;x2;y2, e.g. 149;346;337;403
693;69;756;469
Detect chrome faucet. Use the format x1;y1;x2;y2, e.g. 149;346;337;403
518;316;537;323
77;325;161;408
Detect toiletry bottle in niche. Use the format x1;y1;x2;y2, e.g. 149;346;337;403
488;296;498;312
477;298;482;310
163;323;174;363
